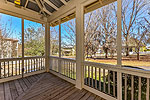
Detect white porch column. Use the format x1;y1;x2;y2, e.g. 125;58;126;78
75;3;84;89
45;21;50;72
58;20;62;73
117;0;122;100
22;18;25;77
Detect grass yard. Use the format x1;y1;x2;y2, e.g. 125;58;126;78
86;57;150;70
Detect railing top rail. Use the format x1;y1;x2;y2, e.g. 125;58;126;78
50;56;76;62
0;57;22;62
0;56;45;62
24;56;45;59
84;61;150;78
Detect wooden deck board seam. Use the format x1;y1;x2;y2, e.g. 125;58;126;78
16;73;46;100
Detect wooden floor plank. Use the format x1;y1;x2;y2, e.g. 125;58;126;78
95;96;104;100
9;81;18;100
72;89;88;100
23;75;65;97
21;76;66;99
58;88;78;100
4;82;12;100
27;81;69;100
22;78;31;88
80;91;92;100
30;75;37;83
18;79;28;91
87;93;97;100
65;89;82;100
43;83;73;100
51;86;75;100
27;76;35;84
0;72;105;100
0;83;4;100
33;75;39;80
14;80;23;95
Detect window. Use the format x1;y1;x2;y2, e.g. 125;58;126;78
84;1;117;65
0;13;21;58
61;19;76;59
50;25;59;57
24;20;45;57
122;0;150;70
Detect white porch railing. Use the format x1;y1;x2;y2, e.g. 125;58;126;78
0;56;45;79
83;61;150;100
1;55;150;100
50;56;76;80
24;56;45;73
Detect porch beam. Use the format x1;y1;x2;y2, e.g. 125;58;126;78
29;0;37;4
75;2;84;89
44;0;59;10
39;0;52;16
60;0;67;5
24;0;29;8
43;8;52;15
48;0;115;23
35;0;47;16
48;0;77;22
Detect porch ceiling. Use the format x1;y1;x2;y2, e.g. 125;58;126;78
0;0;71;23
0;0;116;25
49;0;117;26
6;0;70;16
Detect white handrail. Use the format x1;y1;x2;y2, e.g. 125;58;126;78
0;56;45;62
50;56;76;62
84;61;150;78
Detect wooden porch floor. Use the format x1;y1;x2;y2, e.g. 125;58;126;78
0;73;105;100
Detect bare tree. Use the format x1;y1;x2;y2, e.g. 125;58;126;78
50;26;59;56
131;26;148;60
0;16;17;58
61;19;76;48
122;0;148;56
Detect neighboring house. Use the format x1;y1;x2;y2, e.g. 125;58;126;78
62;46;75;56
0;30;19;58
122;38;146;53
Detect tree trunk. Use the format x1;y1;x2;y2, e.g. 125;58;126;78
137;48;140;60
86;49;89;58
105;49;108;58
126;46;129;56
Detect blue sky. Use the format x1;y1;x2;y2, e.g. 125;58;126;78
0;13;42;41
0;0;149;44
0;13;21;39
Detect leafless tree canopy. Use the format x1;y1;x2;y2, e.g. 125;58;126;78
51;0;150;60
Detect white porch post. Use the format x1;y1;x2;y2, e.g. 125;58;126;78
117;0;122;100
75;3;84;89
45;21;50;72
58;20;62;73
22;18;25;77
